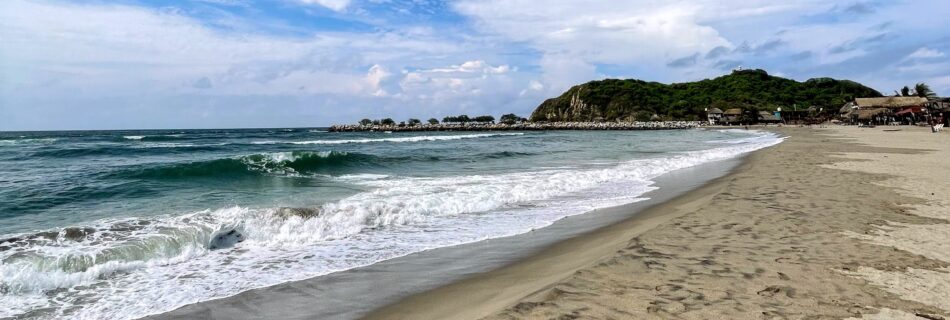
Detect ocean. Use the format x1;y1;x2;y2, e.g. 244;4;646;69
0;128;782;319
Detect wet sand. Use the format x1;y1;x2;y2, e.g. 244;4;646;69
367;126;950;320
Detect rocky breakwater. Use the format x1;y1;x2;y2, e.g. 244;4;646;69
328;121;703;132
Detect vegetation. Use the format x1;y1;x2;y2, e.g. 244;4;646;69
499;113;524;124
893;83;937;98
473;115;495;123
899;86;912;97
357;115;501;126
530;69;882;122
914;83;937;98
441;114;496;123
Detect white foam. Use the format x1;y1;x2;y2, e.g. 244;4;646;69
0;138;58;146
240;151;341;175
0;130;783;319
123;136;145;140
335;173;390;181
252;132;525;145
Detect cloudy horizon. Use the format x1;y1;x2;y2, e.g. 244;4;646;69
2;0;949;130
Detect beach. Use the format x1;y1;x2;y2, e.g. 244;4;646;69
6;126;947;320
366;126;950;319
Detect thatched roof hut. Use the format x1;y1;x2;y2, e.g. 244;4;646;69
707;108;723;114
723;108;743;116
856;108;887;120
854;97;928;109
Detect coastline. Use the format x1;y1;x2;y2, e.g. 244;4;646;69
143;126;950;320
327;121;702;132
362;142;755;320
142;136;749;320
367;126;949;320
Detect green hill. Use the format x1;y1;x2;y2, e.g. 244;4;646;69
530;69;882;122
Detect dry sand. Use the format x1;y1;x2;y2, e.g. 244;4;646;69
366;126;950;320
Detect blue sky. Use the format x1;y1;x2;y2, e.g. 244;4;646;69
1;0;949;130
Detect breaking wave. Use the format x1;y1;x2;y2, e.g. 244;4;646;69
115;151;374;179
0;130;784;320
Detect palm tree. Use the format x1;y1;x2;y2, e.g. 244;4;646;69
914;83;937;98
901;86;911;97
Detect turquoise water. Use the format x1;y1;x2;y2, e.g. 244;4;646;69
0;128;782;319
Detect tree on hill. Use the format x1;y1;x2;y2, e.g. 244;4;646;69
380;118;395;126
407;118;421;126
359;118;372;126
427;118;439;125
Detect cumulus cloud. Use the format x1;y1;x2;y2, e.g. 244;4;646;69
454;1;731;64
399;60;516;99
2;0;950;130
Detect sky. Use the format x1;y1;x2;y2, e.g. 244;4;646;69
1;0;949;130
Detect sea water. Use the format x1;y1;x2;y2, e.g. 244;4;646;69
0;128;782;319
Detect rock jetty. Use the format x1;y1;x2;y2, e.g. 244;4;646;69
328;121;703;132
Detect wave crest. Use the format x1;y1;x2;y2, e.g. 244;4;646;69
118;151;371;179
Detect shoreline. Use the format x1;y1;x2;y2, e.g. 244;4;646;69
144;126;950;320
327;121;703;132
363;142;757;320
370;126;948;320
143;142;748;320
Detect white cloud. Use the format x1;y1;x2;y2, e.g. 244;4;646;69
907;47;945;60
398;60;518;102
365;64;391;96
454;1;732;64
0;0;463;98
424;60;511;74
3;0;950;130
296;0;351;12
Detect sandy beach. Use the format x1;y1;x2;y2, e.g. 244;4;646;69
367;126;950;320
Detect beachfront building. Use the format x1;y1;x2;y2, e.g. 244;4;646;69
706;108;723;125
850;97;929;125
758;111;782;124
839;102;857;122
776;106;816;124
721;108;743;125
927;98;950;126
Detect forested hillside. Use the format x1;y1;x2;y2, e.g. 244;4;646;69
530;69;882;121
